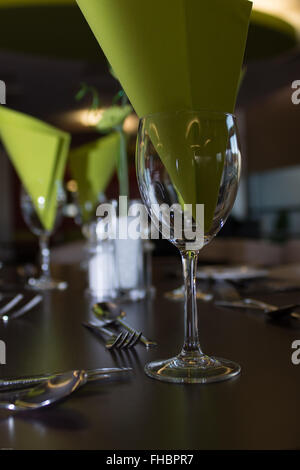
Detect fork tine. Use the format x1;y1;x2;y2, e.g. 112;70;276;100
123;332;136;349
117;332;129;349
131;332;142;347
113;332;126;349
108;332;124;350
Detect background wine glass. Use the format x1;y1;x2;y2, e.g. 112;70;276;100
164;281;212;302
136;110;241;383
20;184;67;291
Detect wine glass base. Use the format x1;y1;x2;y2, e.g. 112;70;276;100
144;355;241;384
27;277;68;291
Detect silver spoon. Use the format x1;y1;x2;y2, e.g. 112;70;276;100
0;367;132;392
0;368;132;411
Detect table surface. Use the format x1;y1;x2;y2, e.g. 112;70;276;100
0;257;300;450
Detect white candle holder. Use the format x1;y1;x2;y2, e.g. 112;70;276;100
84;200;154;302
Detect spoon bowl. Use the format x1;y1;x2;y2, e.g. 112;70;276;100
0;370;86;412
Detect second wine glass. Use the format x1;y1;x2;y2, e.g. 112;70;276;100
20;184;67;291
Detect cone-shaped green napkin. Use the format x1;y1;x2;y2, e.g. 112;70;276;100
77;0;252;231
69;133;120;222
0;106;70;231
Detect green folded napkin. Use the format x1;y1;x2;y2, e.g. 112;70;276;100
146;112;234;231
0;106;70;231
69;133;120;222
77;0;252;231
0;1;74;6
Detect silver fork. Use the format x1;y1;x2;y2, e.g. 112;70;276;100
0;294;43;322
82;322;142;350
0;294;24;316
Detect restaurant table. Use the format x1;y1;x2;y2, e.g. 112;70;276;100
0;256;299;450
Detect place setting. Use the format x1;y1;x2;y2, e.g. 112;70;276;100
201;265;300;323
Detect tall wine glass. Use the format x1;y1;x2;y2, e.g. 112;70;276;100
136;110;241;383
20;184;67;291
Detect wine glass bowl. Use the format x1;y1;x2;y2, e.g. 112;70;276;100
20;184;67;291
137;111;241;248
136;110;241;383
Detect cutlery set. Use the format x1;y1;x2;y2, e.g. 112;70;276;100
82;302;157;350
1;272;298;412
215;298;300;320
91;302;157;348
213;281;300;321
0;298;155;411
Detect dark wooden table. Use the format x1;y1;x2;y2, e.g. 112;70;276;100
0;257;299;450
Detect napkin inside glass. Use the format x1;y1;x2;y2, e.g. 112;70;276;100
69;132;120;222
0;106;70;231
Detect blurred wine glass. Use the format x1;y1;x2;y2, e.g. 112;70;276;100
20;184;67;291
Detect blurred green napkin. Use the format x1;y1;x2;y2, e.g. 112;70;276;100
0;106;70;231
69;133;120;222
77;0;252;231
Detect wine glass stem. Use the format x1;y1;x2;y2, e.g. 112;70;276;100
180;250;203;357
39;234;51;280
